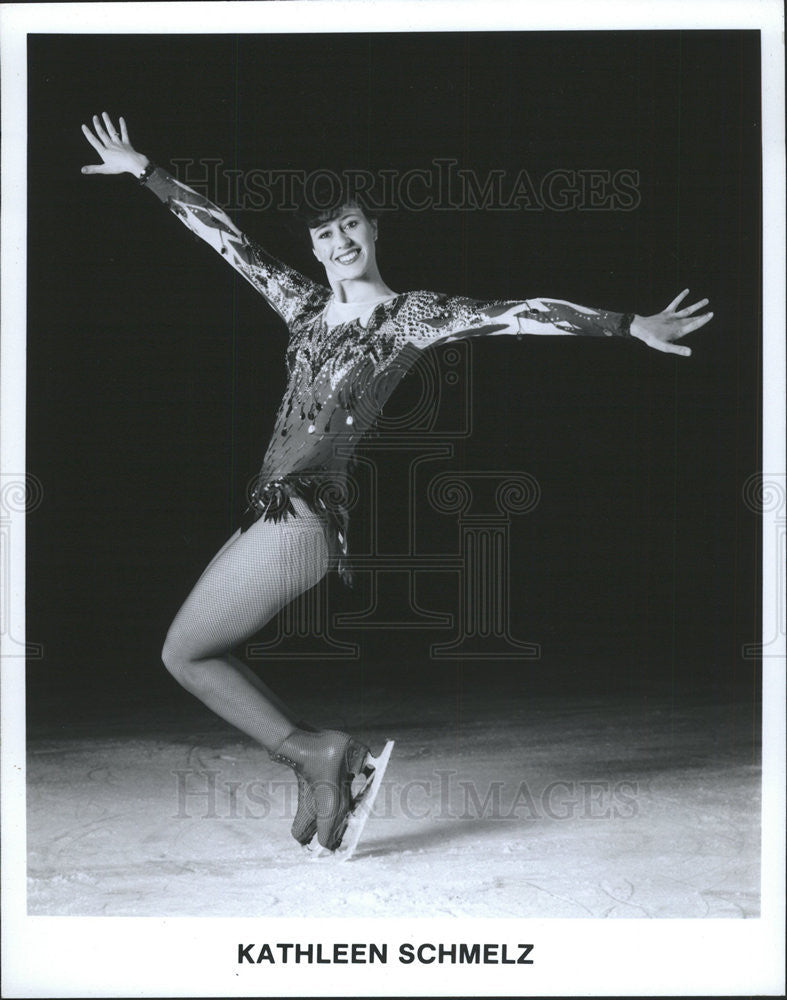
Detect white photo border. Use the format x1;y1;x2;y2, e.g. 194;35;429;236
2;1;784;997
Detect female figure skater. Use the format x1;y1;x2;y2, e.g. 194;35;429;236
81;113;713;856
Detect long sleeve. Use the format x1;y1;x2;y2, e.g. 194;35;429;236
141;166;329;326
396;291;633;350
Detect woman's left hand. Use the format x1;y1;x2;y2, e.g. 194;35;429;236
630;290;713;357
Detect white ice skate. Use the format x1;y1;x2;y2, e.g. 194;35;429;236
308;740;394;861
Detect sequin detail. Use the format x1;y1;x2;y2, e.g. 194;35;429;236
143;166;632;588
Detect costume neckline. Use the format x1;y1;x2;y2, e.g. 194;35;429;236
321;292;401;330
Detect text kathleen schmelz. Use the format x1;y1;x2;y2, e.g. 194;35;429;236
237;942;535;965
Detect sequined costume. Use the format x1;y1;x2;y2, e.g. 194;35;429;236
141;166;634;586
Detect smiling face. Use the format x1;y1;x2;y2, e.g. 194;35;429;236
309;205;379;284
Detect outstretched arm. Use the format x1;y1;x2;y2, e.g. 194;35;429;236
400;290;712;357
81;113;328;326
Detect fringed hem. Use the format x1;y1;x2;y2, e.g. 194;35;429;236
239;475;354;588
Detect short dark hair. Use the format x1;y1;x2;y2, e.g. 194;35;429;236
295;194;377;232
290;169;377;231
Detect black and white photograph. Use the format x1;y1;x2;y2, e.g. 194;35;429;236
1;1;784;997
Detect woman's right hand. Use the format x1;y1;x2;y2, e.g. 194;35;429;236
81;112;149;177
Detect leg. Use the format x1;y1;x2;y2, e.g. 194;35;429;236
161;496;330;753
174;527;303;723
161;498;373;851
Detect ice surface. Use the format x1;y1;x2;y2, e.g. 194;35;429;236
26;690;760;918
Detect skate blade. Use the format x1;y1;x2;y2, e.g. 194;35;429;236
335;740;394;862
306;741;394;861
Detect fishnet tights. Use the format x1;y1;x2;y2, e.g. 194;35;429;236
161;496;331;753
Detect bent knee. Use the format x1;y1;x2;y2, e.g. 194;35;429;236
161;631;201;685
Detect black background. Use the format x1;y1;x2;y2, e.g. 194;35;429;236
26;31;761;733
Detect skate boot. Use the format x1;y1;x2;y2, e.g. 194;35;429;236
291;771;318;847
288;720;318;847
271;728;371;851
